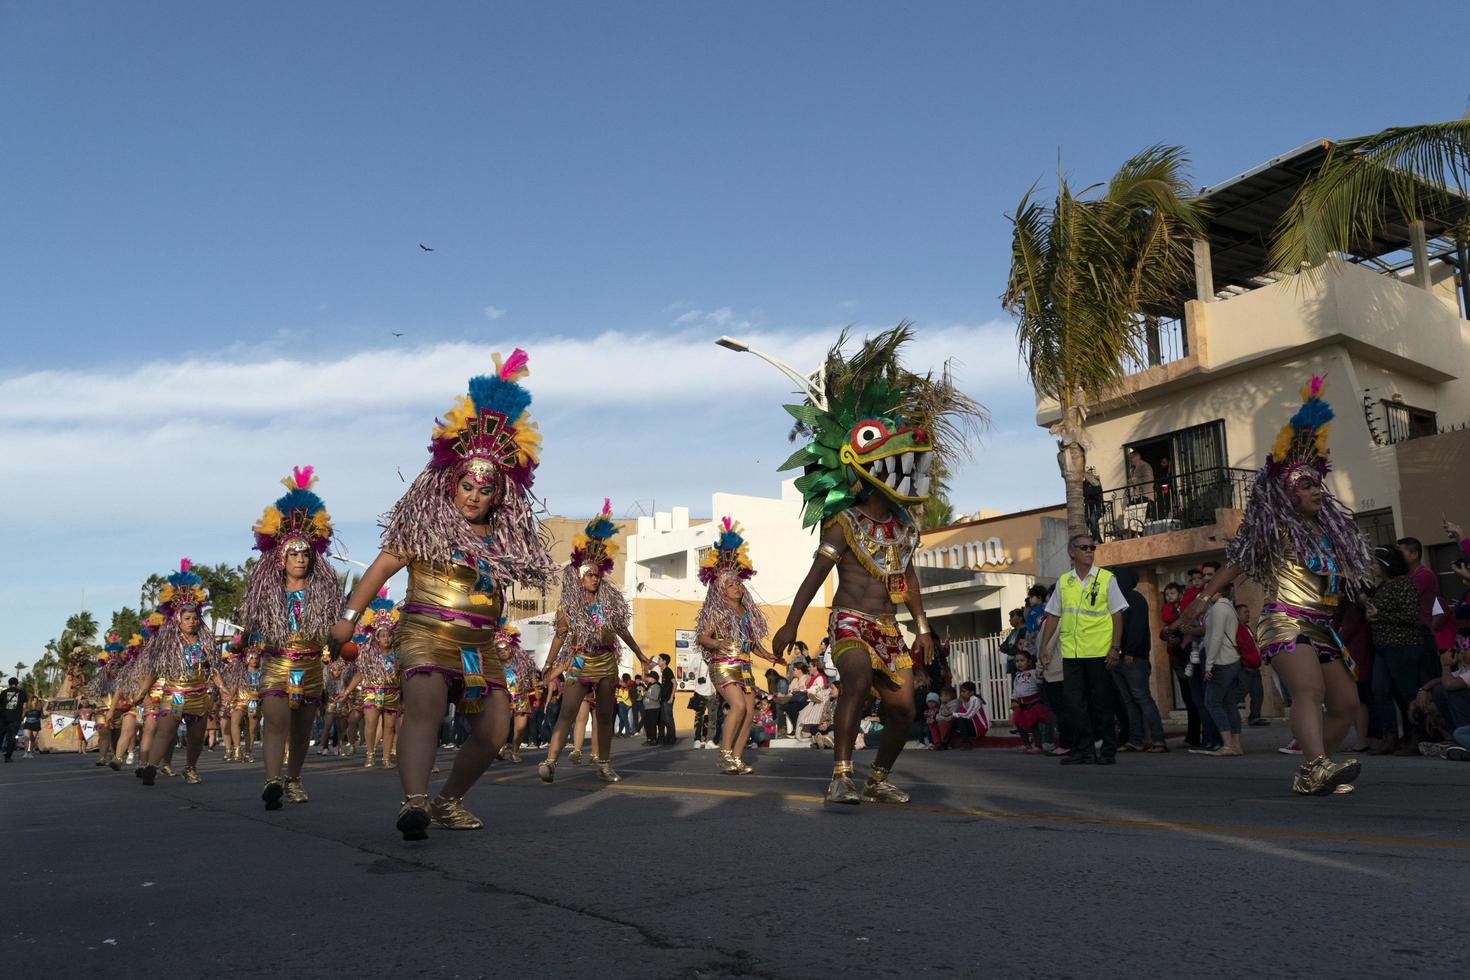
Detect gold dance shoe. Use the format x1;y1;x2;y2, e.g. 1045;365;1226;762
182;766;201;785
569;748;583;765
363;750;376;769
597;761;621;782
283;777;309;804
509;748;522;763
397;794;430;841
1292;756;1362;796
160;765;176;778
824;763;862;805
241;752;254;764
429;794;483;830
537;759;556;783
108;755;122;772
861;765;910;804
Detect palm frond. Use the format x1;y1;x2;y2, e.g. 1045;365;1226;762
1270;120;1470;278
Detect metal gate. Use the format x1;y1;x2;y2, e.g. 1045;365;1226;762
946;634;1008;717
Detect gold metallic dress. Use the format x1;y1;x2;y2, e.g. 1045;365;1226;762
161;641;213;718
260;589;326;707
1256;541;1348;668
706;613;758;694
396;558;507;711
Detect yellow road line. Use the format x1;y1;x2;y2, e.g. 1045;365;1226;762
555;780;1470;852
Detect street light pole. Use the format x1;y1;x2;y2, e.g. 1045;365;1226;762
715;336;827;411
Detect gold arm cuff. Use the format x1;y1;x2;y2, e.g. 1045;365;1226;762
912;611;931;635
816;543;842;564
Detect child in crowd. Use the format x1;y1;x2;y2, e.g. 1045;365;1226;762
927;687;957;748
1009;651;1052;753
750;694;775;748
946;682;989;749
921;692;941;746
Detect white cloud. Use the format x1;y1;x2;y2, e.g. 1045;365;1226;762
0;320;1059;660
482;305;506;321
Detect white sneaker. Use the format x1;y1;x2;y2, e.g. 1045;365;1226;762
1277;740;1301;755
125;751;135;765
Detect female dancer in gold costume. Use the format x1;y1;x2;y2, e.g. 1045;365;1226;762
1181;377;1373;796
331;351;556;840
539;501;651;784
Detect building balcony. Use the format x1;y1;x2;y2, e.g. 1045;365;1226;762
1088;467;1252;567
1036;263;1464;426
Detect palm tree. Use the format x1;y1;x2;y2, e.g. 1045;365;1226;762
1270;118;1470;278
64;611;98;645
140;573;167;612
1004;145;1207;537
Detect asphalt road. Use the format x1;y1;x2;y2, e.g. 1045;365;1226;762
5;729;1467;979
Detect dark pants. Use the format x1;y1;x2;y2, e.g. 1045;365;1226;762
1042;679;1067;749
0;719;16;760
1374;644;1431;739
1203;662;1243;736
1061;657;1118;758
785;699;805;736
1433;684;1470;731
1244;667;1265;722
1112;656;1165;745
643;706;660;741
615;703;632;735
1188;664;1221;747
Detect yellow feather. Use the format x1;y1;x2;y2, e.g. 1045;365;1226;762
434;395;476;439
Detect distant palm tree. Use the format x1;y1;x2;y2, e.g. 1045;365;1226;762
1271;118;1470;278
64;611;98;645
140;573;167;612
1005;145;1207;537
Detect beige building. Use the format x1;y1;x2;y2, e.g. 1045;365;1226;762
1034;139;1470;714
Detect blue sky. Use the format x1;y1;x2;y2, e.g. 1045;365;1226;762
3;0;1467;665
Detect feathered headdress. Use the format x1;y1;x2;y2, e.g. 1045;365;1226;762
360;588;398;634
696;518;769;651
774;325;985;528
379;351;557;590
97;633;125;666
494;621;523;653
1227;376;1371;594
253;466;334;554
240;471;342;646
558;499;630;646
428;350;542;490
698;517;755;585
1265;375;1333;487
158;559;208;617
570;498;621;576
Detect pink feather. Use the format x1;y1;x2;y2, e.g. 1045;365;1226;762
499;349;530;380
293;465;314;489
601;497;611;515
722;516;732;531
180;558;191;573
1309;375;1326;397
378;587;390;599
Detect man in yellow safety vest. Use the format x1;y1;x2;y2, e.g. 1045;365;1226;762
1039;533;1128;765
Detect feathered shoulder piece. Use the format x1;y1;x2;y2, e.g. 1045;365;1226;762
698;517;755;585
254;466;334;553
1265;375;1333;486
429;350;542;490
158;559;208;617
774;324;984;528
570;499;621;575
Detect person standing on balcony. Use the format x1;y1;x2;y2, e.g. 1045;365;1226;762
1083;467;1104;542
1181;377;1373;796
1126;450;1156;520
1039;534;1128;765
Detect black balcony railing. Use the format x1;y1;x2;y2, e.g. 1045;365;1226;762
1085;467;1254;544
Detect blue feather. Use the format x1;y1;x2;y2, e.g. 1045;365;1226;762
468;374;533;424
273;488;326;516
